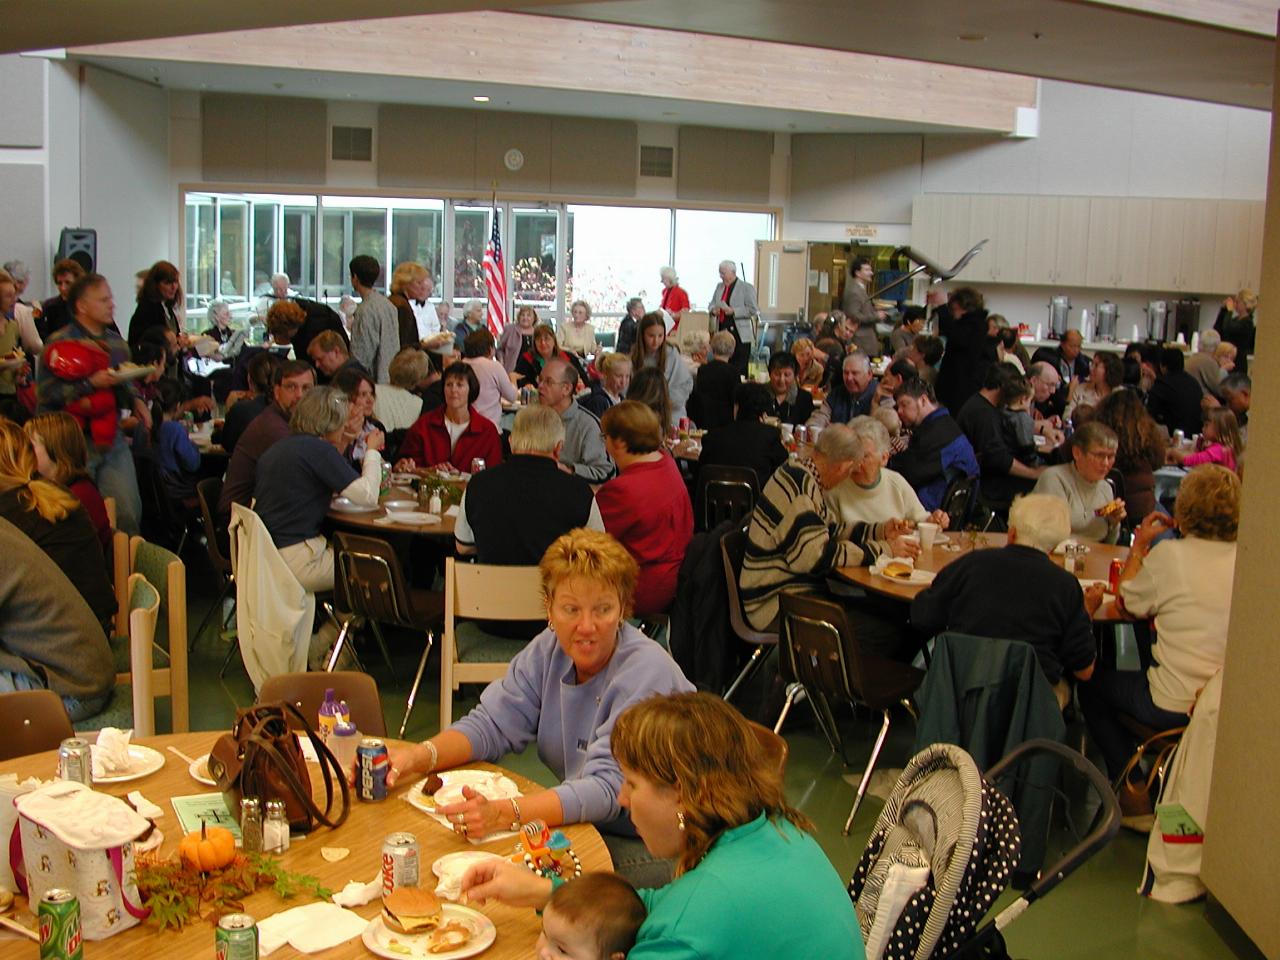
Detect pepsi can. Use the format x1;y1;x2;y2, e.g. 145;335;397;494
357;737;389;801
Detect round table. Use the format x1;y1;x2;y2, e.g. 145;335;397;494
327;485;460;539
836;532;1132;622
0;732;610;958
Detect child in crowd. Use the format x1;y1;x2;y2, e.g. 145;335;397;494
536;872;647;960
25;410;112;557
151;378;201;499
1169;407;1243;474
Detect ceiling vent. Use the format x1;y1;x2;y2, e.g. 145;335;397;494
640;144;674;178
331;125;373;162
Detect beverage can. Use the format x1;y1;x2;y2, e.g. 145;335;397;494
57;738;91;785
1109;558;1124;594
357;738;390;801
469;458;486;474
381;832;421;897
39;889;82;960
215;913;259;960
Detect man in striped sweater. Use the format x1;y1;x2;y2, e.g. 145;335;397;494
740;424;921;658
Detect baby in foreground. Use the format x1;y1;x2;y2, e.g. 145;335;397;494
535;872;647;960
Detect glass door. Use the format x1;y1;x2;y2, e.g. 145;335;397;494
511;207;560;320
216;199;249;303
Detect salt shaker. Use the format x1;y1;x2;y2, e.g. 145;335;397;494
264;799;290;854
240;797;263;854
428;490;442;515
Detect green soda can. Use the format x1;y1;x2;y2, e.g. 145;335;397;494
215;913;259;960
38;889;82;960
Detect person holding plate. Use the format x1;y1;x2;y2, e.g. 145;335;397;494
386;529;693;887
461;692;865;959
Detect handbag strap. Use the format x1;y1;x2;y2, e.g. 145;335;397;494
108;846;151;920
276;700;350;829
245;702;349;829
1116;726;1187;795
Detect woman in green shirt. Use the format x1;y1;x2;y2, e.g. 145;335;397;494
463;692;865;960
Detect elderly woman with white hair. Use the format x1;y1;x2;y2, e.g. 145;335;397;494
910;493;1097;706
708;259;759;376
658;266;689;334
453;298;487;354
203;299;247;361
826;416;950;531
559;299;598;358
740;423;920;657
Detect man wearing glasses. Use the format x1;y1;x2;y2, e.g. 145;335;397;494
537;358;613;483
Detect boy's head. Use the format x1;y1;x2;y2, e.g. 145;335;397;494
537;873;646;960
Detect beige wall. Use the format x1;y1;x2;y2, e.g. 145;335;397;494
1199;25;1280;960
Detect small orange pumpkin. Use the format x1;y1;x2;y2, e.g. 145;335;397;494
178;821;237;872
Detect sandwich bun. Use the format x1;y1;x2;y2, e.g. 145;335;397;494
882;560;914;580
382;887;442;934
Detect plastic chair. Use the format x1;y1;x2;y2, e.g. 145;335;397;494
699;464;758;532
332;531;445;737
194;477;237;661
776;592;924;835
0;690;74;761
78;573;162;734
104;496;131;639
258;670;387;737
719;526;780;703
440;559;545;731
133;452;192;554
127;537;191;731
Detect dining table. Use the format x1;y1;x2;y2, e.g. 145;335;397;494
835;531;1132;622
326;481;465;540
0;731;611;959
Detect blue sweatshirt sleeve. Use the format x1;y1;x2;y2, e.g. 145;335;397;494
448;632;551;762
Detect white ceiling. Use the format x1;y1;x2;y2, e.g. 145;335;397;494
73;55;976;135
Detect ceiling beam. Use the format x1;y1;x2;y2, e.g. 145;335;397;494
69;12;1038;133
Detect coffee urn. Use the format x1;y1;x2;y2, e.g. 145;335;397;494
1048;296;1071;339
1095;300;1118;341
1145;300;1167;341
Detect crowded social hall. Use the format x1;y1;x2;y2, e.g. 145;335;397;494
0;7;1274;959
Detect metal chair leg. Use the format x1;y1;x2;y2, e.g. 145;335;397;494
724;645;766;703
326;616;356;672
218;636;241;678
192;578;233;649
370;620;395;671
773;683;806;734
399;630;435;738
843;708;893;836
811;689;848;765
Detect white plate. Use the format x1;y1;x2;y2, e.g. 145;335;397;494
873;566;936;586
407;771;522;844
384;511;440;526
331;497;380;514
1052;540;1090;556
1078;578;1115;594
110;363;156;383
361;904;496;960
432;850;505;880
92;744;165;783
390;473;419;485
189;753;216;786
383;499;417;511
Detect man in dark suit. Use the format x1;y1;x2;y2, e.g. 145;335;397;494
1030;329;1090;418
688;330;740;429
1146;346;1205;437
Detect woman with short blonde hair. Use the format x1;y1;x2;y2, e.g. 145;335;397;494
384;528;693;886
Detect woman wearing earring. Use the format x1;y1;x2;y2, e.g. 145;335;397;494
385;529;693;885
462;692;865;958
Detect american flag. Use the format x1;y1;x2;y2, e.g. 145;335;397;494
483;210;506;335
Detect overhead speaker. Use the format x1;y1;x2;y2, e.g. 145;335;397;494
56;228;97;273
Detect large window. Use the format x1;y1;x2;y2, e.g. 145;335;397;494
566;205;671;322
184;191;774;325
673;209;775;310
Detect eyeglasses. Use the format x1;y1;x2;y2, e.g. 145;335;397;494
1085;449;1117;462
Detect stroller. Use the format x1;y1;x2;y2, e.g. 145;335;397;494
849;739;1119;960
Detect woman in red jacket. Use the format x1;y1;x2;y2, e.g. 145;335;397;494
595;400;693;616
395;363;503;473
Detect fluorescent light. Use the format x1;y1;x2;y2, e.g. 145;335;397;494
473;95;490;103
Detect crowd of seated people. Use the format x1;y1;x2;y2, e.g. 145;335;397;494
0;239;1260;914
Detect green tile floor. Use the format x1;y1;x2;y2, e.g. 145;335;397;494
177;555;1233;960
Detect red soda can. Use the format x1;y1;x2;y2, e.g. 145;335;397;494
1108;558;1123;594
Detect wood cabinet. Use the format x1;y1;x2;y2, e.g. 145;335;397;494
911;192;1259;295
